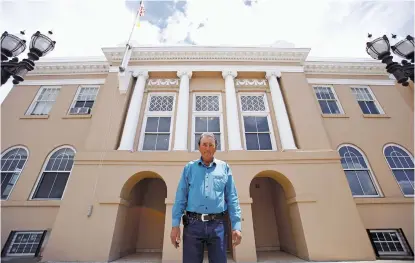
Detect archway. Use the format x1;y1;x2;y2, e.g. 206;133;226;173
249;170;306;262
110;171;167;262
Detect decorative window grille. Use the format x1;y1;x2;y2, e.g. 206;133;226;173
140;94;175;151
240;94;275;151
384;145;414;197
193;94;223;151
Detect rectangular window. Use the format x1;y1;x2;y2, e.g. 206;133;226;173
68;86;99;115
4;231;45;256
239;93;276;151
192;94;223;151
368;229;413;259
351;86;383;114
139;93;175;151
313;85;343;114
26;86;60;115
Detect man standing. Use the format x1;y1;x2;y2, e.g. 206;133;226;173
170;132;242;263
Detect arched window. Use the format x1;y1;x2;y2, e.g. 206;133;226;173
31;146;75;199
384;144;414;197
338;145;380;197
1;146;29;200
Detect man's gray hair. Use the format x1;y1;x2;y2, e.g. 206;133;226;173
197;132;218;147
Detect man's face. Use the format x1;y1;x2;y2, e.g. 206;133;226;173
198;136;216;160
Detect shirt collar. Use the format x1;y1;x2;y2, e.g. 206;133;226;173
198;156;217;167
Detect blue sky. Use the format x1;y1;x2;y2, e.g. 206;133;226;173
0;0;414;102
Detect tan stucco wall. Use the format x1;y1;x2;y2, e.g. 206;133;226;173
1;64;413;262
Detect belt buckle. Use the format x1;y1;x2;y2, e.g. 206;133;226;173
201;213;209;222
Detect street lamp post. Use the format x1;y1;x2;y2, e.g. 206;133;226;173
1;30;56;86
366;34;414;86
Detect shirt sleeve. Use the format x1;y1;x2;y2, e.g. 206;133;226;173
225;164;242;231
171;164;189;228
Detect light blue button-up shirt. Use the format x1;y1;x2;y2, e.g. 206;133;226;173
172;157;242;231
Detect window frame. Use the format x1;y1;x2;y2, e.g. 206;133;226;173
138;92;177;152
383;143;414;198
29;145;76;201
3;230;46;257
368;229;413;258
0;146;29;201
337;144;383;198
312;85;345;114
238;92;277;151
191;92;225;152
350;85;385;115
67;85;100;115
25;86;61;116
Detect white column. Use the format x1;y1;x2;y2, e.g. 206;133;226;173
222;71;243;151
118;71;149;151
266;71;297;150
173;71;192;151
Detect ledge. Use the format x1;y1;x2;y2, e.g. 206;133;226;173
363;114;390;118
1;200;61;207
74;149;342;165
355;197;413;204
62;114;92;119
20;115;49;120
99;197;130;206
321;114;349;118
286;194;317;205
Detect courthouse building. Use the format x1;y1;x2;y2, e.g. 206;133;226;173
1;45;414;263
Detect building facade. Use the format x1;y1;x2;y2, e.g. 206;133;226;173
1;46;414;263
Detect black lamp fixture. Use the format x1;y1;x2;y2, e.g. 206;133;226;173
366;33;414;86
1;30;56;86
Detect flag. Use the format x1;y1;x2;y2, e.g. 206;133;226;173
136;1;145;27
139;1;145;17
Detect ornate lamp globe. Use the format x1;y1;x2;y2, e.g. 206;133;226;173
366;35;390;60
28;31;56;61
391;35;414;62
1;31;26;61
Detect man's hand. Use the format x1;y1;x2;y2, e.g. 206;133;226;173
170;226;181;248
232;230;242;247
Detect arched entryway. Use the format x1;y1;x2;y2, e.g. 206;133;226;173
109;171;167;262
249;170;306;262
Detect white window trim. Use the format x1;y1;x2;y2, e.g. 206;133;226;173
25;86;61;115
67;85;100;115
29;145;76;201
350;85;385;114
191;92;225;152
138;92;177;152
6;230;44;256
0;145;30;201
337;144;383;198
312;85;345;114
238;92;277;151
369;229;409;256
383;143;415;198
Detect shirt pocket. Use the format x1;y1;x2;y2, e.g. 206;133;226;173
213;174;227;191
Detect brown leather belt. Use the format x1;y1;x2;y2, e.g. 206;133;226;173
186;211;227;222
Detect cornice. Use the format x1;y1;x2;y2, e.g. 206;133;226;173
102;46;311;64
23;47;390;77
27;60;110;76
304;60;388;75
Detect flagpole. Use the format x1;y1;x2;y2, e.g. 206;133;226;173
119;1;143;73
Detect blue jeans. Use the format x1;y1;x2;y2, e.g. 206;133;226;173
183;216;228;263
